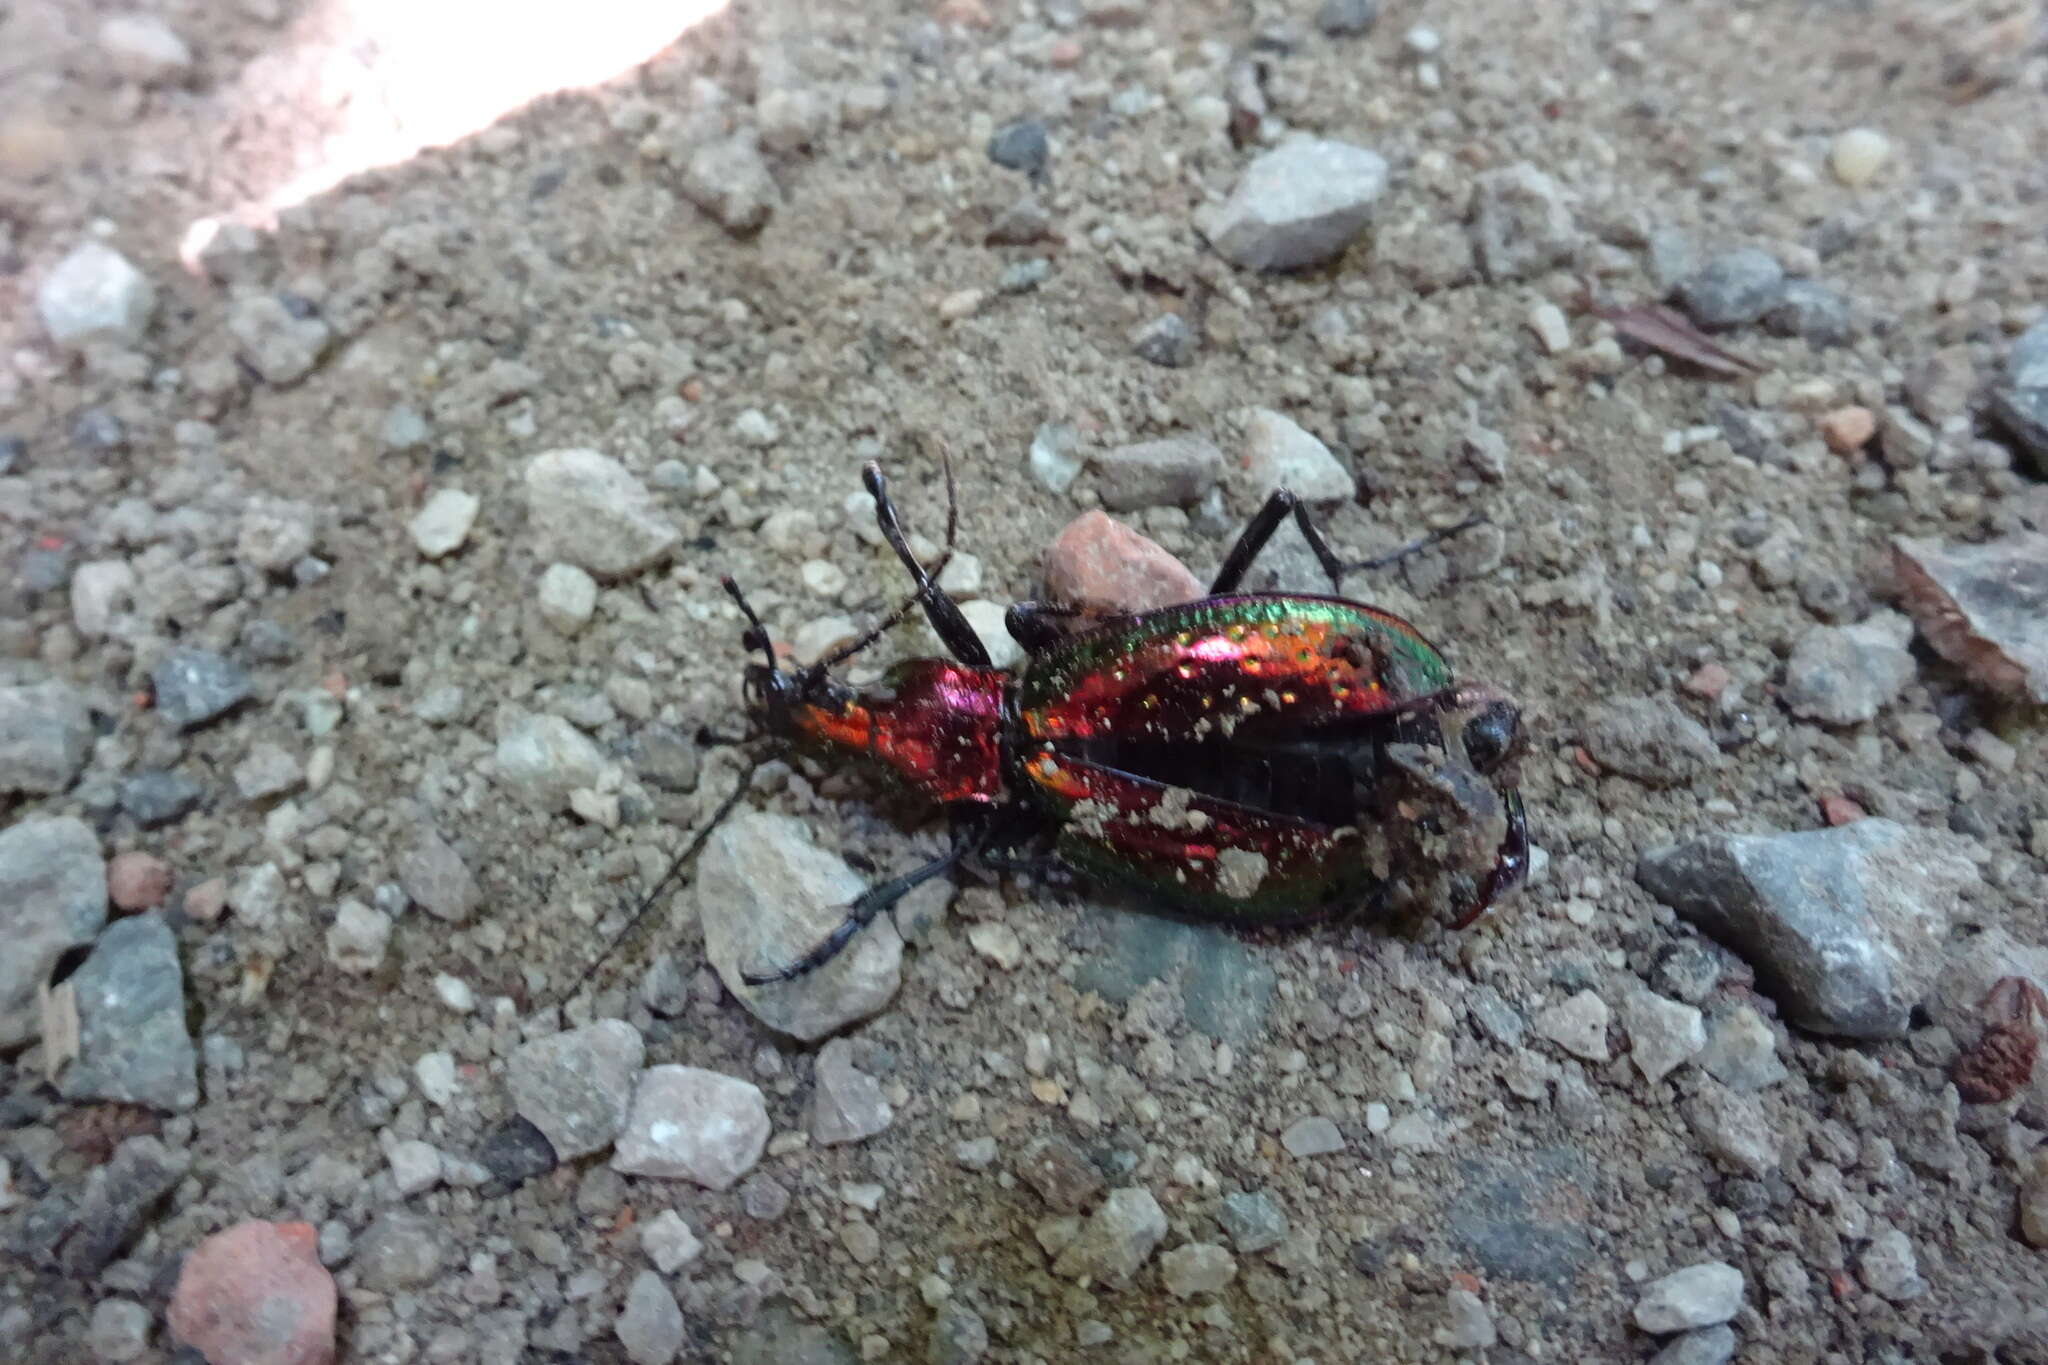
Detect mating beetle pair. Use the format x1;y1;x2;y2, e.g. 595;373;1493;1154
723;462;1529;984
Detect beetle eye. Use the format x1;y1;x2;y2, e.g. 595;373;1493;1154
1461;700;1521;773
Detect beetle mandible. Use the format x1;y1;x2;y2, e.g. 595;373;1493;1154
721;460;1530;984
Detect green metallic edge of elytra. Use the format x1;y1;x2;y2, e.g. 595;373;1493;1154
1018;593;1454;708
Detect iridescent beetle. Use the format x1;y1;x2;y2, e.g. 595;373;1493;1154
722;461;1529;983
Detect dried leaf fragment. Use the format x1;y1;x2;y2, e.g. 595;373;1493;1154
1597;304;1760;377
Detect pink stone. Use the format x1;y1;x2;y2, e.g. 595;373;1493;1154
182;877;227;924
168;1220;336;1365
1043;511;1202;616
107;851;172;911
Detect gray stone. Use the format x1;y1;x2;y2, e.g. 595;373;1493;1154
731;1309;856;1365
1440;1287;1495;1349
233;742;302;802
86;1297;150;1362
1073;913;1275;1044
641;1209;703;1272
1653;940;1724;1004
696;812;901;1042
1763;279;1852;347
1582;695;1720;786
1316;0;1378;36
508;1020;645;1158
496;713;607;810
928;1304;988;1365
1682;1085;1779;1176
1281;1115;1344;1157
1445;1150;1594;1286
1160;1242;1236;1297
1907;345;1977;424
1856;1225;1926;1302
37;242;156;347
1696;1005;1787;1091
537;562;597;634
227;293;333;384
680;130;779;233
1240;408;1351;502
1618;988;1705;1084
98;13;192;82
0;817;106;1048
1893;534;2048;702
57;1136;189;1277
1197;137;1388;271
354;1212;445;1290
809;1038;893;1145
0;680;92;795
397;830;480;922
2009;316;2048;390
613;1065;769;1190
151;649;251;729
1645;227;1698;297
1649;1325;1737;1365
1467;984;1528;1048
58;912;198;1111
1216;1190;1289;1253
1638;820;1977;1038
1052;1186;1167;1283
1680;249;1786;329
1131;313;1196;367
1017;1137;1104;1213
1634;1262;1744;1333
2020;1151;2048;1248
385;1138;442;1195
1471;162;1579;283
617;1270;685;1365
1534;989;1611;1062
987;118;1049;175
325;900;391;973
523;448;679;577
1781;612;1914;725
1091;436;1225;511
408;488;479;559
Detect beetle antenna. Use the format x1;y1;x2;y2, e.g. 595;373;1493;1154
721;576;780;673
553;759;759;1011
1342;515;1488;575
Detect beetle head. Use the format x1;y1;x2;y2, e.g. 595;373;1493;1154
1436;683;1525;781
1381;682;1529;929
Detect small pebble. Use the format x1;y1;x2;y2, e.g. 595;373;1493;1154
409;488;479;559
1634;1262;1744;1333
1528;301;1572;355
167;1221;337;1365
106;851;172;911
1819;406;1876;455
987;118;1050;175
1828;128;1890;188
537;563;598;635
1280;1115;1344;1157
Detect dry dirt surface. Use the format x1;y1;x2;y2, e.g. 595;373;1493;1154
4;1;2048;1362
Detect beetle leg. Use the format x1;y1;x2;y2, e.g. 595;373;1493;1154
740;804;1003;984
1005;600;1092;653
864;460;994;669
1208;489;1355;595
1451;787;1529;929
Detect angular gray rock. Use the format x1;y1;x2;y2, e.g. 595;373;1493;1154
809;1038;894;1145
1216;1190;1289;1253
680;130;780;233
1160;1242;1237;1297
397;830;480;922
1239;409;1351;502
0;817;108;1048
0;680;93;796
1680;249;1785;329
58;912;199;1112
1780;612;1914;725
1893;534;2048;703
1582;696;1721;787
523;448;679;577
1634;1262;1744;1333
612;1065;770;1190
495;713;607;810
1696;1005;1787;1091
151;649;252;729
1197;137;1388;271
1618;988;1705;1084
696;812;901;1042
1052;1187;1167;1283
1090;436;1225;511
507;1020;645;1158
1637;820;1977;1038
1471;162;1578;283
227;293;333;385
1649;1326;1737;1365
37;242;156;347
929;1303;989;1365
616;1270;685;1365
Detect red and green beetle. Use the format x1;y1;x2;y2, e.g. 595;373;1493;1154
721;461;1529;983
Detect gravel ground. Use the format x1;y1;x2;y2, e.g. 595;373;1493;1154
4;1;2048;1362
